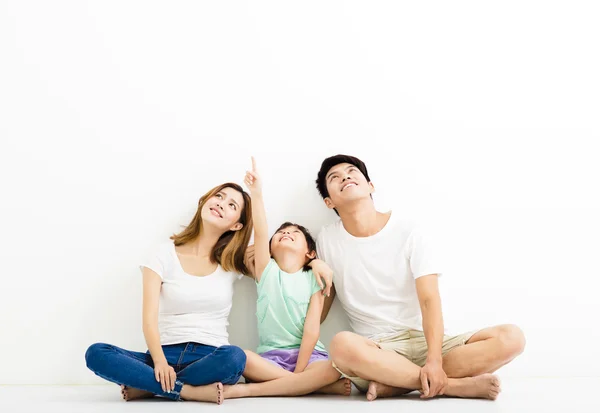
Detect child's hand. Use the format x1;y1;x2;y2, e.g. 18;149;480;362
244;156;262;195
310;259;333;297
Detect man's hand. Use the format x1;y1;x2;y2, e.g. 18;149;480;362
244;244;256;277
420;359;447;399
309;259;333;297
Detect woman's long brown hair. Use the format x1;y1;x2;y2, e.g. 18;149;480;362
170;183;253;276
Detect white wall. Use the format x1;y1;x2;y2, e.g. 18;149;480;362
1;1;599;384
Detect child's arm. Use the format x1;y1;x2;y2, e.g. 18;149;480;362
244;156;271;282
294;291;325;373
308;259;333;297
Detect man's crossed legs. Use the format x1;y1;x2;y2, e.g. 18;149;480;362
330;324;525;401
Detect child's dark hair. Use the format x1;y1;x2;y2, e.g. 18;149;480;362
315;154;372;216
269;221;317;272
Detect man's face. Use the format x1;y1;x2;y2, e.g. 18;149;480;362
323;162;374;210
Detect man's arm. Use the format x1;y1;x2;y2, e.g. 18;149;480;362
320;285;336;324
415;274;447;398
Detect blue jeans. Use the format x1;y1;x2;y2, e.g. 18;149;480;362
85;342;247;401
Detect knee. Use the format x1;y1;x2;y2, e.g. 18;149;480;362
497;324;526;358
85;343;111;369
330;332;363;368
218;345;247;371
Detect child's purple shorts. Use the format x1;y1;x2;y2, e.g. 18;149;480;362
259;348;329;372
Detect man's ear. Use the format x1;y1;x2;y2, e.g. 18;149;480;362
230;222;243;231
306;250;317;260
324;197;336;210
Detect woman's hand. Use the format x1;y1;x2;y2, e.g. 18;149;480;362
154;360;177;392
244;244;256;277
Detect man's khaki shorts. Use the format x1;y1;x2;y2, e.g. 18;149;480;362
332;329;477;393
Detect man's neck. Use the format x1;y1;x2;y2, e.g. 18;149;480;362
338;199;391;238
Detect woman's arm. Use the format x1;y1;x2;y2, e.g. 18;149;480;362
294;291;325;373
142;267;176;392
244;157;271;281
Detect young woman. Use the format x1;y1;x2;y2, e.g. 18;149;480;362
85;182;253;403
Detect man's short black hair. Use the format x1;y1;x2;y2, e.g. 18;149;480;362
269;222;317;272
315;154;371;200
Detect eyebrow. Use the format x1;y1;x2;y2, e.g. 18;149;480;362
219;191;240;208
326;165;354;181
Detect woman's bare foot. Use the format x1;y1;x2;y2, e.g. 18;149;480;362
317;378;352;396
366;382;412;401
447;374;501;400
120;385;154;401
180;383;224;404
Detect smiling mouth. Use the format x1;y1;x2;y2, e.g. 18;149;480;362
280;236;294;242
341;182;357;191
210;208;223;218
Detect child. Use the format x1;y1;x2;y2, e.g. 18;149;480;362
218;157;351;402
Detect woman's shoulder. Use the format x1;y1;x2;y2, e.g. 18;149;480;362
140;240;176;279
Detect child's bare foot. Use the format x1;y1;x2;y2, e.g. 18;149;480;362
366;382;412;401
317;378;352;396
222;383;251;399
120;385;154;401
180;383;224;404
448;374;501;400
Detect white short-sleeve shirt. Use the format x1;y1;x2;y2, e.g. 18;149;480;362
141;241;243;348
316;212;442;339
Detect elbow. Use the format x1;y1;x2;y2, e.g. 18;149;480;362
304;327;320;341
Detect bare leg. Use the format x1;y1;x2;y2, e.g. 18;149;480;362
330;331;501;401
224;360;342;399
120;385;154;401
242;350;292;382
180;383;224;404
443;324;525;377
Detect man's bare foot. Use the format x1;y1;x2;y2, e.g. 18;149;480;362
120;385;154;401
317;378;352;396
366;382;412;401
180;383;224;404
448;374;501;400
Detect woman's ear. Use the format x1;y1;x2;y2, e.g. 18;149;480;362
306;250;317;260
230;222;243;231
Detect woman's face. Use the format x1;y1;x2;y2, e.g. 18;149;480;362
200;186;245;232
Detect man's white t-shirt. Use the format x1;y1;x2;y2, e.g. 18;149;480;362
140;241;243;348
317;212;442;340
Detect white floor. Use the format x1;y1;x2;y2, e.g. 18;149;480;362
0;378;597;413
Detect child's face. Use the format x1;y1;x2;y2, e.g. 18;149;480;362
270;225;311;260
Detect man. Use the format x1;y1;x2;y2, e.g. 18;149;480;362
312;154;525;401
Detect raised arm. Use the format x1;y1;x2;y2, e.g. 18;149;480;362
142;268;176;392
244;156;271;281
